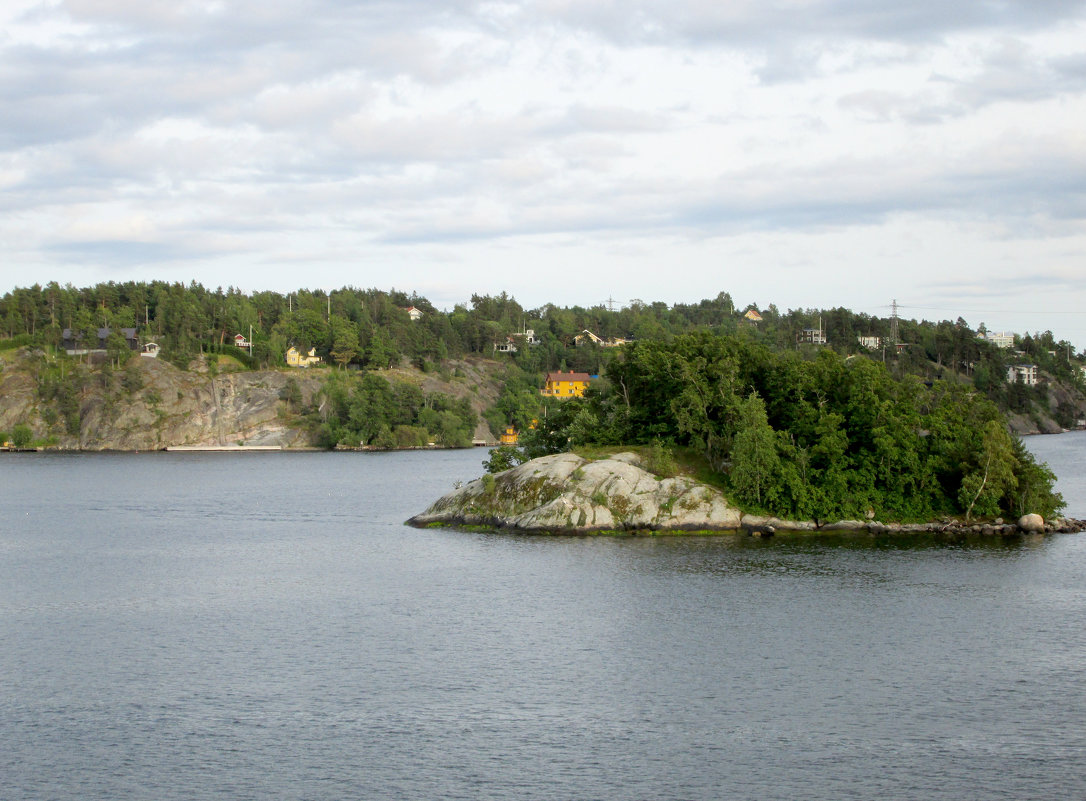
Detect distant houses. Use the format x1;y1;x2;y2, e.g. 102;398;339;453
857;335;881;350
62;327;140;356
404;306;423;321
1007;364;1039;386
743;309;763;324
798;327;826;346
542;370;592;398
286;345;322;368
574;330;629;348
493;328;540;353
981;331;1016;349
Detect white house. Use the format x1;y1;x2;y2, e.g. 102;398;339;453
1006;364;1039;386
858;335;881;350
984;331;1016;349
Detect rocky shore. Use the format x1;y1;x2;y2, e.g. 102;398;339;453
408;451;1085;536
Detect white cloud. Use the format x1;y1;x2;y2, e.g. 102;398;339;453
2;0;1086;345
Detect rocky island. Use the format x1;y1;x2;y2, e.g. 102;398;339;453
408;451;1086;536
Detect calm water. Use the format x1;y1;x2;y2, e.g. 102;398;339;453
1;437;1085;800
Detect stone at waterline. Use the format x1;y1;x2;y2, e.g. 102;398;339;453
1018;514;1045;533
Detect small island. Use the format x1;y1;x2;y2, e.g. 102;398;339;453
408;449;1084;536
411;331;1080;537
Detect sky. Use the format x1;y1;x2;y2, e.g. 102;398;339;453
3;1;1086;346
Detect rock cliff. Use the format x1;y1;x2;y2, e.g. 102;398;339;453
0;350;321;449
408;451;744;532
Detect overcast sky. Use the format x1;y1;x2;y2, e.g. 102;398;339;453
3;0;1086;345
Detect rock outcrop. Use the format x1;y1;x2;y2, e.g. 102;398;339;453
408;451;743;533
0;350;322;449
409;452;1086;536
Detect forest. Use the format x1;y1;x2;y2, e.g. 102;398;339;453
1;282;1084;492
503;332;1064;523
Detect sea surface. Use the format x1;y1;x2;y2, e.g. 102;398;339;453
1;434;1085;800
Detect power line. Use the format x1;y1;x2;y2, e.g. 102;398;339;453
883;304;1085;316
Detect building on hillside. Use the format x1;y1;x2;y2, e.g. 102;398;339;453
62;327;139;355
404;306;423;321
286;345;322;367
141;342;160;358
494;328;541;353
234;333;250;349
743;309;763;324
858;335;881;350
500;426;519;445
983;331;1016;349
542;370;592;398
798;327;827;346
1006;364;1039;386
574;330;629;347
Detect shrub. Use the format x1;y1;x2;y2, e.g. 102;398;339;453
483;446;527;473
12;423;33;448
645;439;678;478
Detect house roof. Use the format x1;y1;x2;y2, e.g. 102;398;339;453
546;371;592;382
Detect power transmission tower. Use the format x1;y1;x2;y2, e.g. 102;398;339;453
889;299;899;348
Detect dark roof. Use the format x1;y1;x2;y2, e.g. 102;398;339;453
546;371;592;382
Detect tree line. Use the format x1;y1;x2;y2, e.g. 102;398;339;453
2;281;1083;433
506;332;1063;523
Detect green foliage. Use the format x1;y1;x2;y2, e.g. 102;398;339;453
483;445;528;473
534;332;1063;522
644;439;678;478
308;371;475;449
0;334;34;351
729;393;780;509
279;377;303;411
12;423;33;448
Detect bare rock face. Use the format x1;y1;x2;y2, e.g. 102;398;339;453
408;452;743;533
0;351;321;450
1018;513;1045;533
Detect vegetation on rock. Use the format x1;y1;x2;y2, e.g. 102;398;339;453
510;333;1064;523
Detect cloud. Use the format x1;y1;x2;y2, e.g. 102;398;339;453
3;0;1086;346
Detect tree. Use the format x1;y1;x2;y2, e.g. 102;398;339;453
729;393;780;509
958;420;1018;520
329;315;359;369
105;331;133;369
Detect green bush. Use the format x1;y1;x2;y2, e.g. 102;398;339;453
645;439;678;478
483;445;526;473
12;423;33;448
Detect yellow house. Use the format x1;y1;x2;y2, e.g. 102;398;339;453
286;345;322;367
500;426;519;445
541;370;592;398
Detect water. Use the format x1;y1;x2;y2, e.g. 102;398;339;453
1;440;1085;800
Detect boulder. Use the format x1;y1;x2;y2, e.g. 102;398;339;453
408;452;744;533
1018;513;1045;533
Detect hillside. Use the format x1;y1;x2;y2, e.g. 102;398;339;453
0;348;507;450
